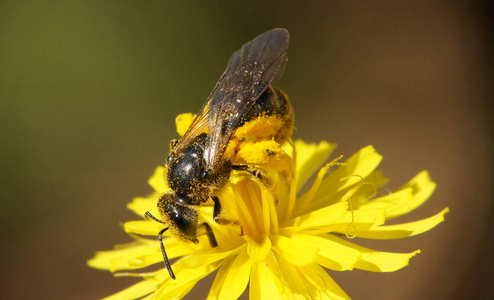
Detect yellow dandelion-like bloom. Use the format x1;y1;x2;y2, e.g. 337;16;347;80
88;113;448;300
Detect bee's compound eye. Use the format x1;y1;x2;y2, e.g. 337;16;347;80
171;204;198;240
158;193;198;241
200;170;208;180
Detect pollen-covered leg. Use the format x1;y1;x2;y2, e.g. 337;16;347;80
233;139;293;181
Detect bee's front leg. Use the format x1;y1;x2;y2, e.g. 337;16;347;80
201;222;218;247
211;195;239;225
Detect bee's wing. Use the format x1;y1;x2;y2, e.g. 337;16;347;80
171;29;289;171
204;28;290;171
169;100;211;161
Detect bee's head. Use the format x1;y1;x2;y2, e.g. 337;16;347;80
158;192;199;242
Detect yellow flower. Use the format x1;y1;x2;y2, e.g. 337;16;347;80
89;119;448;299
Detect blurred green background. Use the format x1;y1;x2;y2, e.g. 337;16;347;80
1;1;492;299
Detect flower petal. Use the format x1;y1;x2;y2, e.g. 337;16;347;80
357;250;421;272
127;196;159;218
216;250;252;300
88;240;156;271
272;235;318;266
291;234;361;271
179;246;243;269
294;140;336;192
91;235;207;272
154;260;221;299
329;208;386;236
274;255;317;297
155;281;196;300
147;166;169;193
175;113;195;136
208;257;234;300
323;234;421;272
309;146;383;210
250;261;283;300
124;220;166;236
353;169;389;197
246;236;272;262
208;257;233;299
387;170;437;219
281;202;348;232
356;171;436;220
357;208;449;239
355;188;413;215
298;263;350;300
102;278;159;300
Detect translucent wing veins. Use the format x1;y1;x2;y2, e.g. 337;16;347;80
171;29;290;175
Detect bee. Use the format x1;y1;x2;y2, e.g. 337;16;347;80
145;28;293;279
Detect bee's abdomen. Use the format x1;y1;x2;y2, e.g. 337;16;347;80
239;86;294;143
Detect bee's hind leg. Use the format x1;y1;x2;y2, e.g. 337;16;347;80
232;165;273;188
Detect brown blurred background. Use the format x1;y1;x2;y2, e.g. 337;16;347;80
1;1;492;299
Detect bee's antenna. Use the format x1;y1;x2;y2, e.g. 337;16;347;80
145;211;176;279
158;227;176;279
